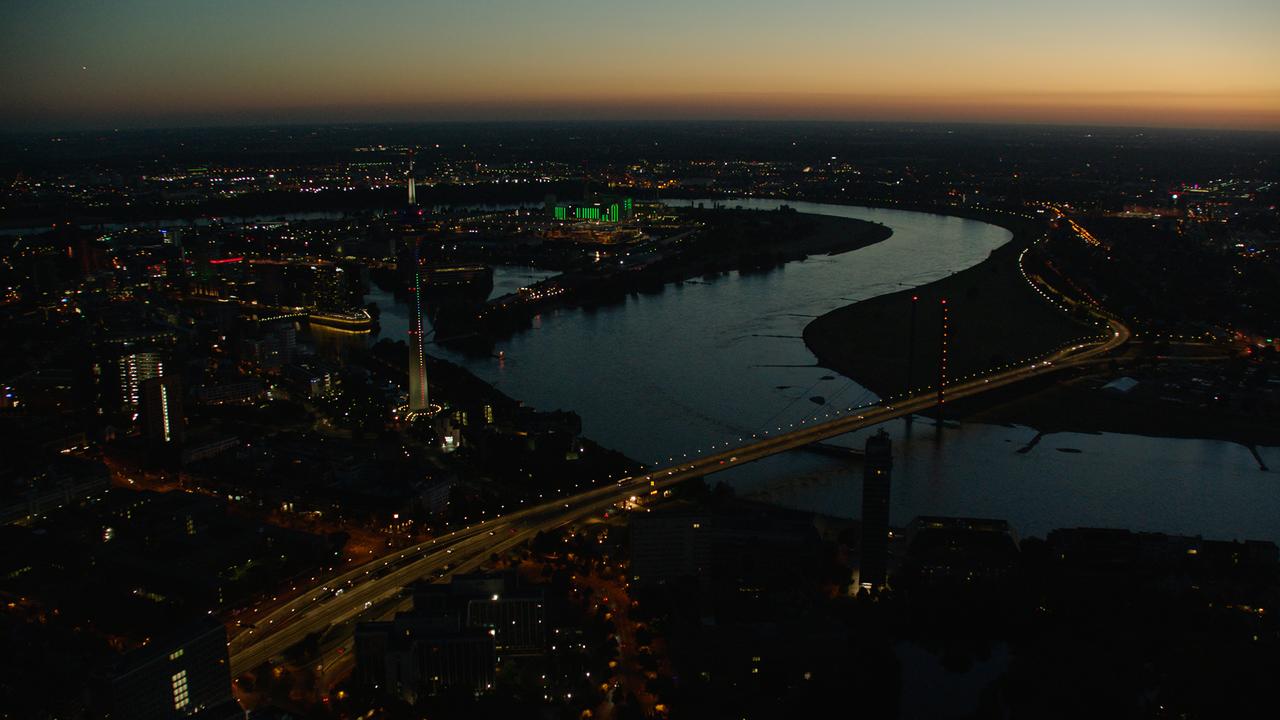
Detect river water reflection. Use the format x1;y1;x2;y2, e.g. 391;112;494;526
366;200;1278;543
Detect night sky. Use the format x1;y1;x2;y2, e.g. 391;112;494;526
2;0;1277;130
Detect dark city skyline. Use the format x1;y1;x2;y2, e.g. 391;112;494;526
1;2;1278;719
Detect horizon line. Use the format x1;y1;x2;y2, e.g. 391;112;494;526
4;116;1280;137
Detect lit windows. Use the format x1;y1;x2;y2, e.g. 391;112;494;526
160;385;171;442
171;669;189;710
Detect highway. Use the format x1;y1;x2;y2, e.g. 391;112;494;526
228;314;1130;676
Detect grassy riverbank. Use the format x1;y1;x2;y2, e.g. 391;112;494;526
801;203;1279;449
802;207;1095;400
941;372;1280;450
631;208;894;283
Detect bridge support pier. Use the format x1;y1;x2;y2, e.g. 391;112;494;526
905;295;918;426
936;298;949;427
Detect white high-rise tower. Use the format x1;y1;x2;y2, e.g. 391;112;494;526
408;240;429;413
407;152;417;206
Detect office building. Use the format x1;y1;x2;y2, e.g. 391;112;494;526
903;517;1019;587
285;363;337;399
413;572;546;655
630;505;815;586
119;351;164;411
355;572;543;702
240;322;295;370
548;195;634;223
313;265;350;311
355;620;494;703
193;378;265;405
142;375;183;445
105;618;237;720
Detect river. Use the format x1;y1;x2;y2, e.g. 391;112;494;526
364;200;1279;544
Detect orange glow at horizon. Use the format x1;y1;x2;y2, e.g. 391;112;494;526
2;0;1277;131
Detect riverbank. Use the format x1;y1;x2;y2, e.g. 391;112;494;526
674;207;895;268
473;210;892;340
940;371;1280;452
367;338;646;482
802;206;1094;399
800;202;1279;450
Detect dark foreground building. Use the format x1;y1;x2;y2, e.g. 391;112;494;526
860;429;893;590
355;572;544;703
629;503;816;586
104;617;238;720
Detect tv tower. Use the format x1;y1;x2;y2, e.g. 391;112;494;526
407;150;417;207
408;239;429;414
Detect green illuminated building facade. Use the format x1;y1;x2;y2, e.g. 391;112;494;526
549;196;634;223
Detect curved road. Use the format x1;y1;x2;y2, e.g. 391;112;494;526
229;312;1129;676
